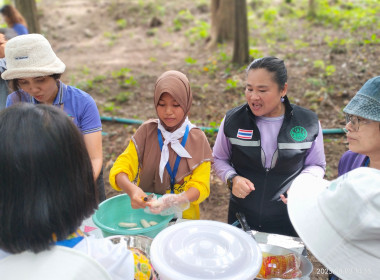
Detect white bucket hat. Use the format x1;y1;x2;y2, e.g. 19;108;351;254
1;33;66;80
287;168;380;280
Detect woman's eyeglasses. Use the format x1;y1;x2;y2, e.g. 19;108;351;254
345;114;373;132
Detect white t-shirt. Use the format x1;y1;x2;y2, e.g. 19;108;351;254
0;236;134;280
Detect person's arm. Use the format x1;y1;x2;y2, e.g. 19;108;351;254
301;121;326;177
183;161;211;204
212;117;254;198
115;172;147;209
212;117;236;181
83;131;102;180
109;140;147;209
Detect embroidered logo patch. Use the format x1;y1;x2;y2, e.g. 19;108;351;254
237;129;253;139
290;126;307;141
15;56;29;60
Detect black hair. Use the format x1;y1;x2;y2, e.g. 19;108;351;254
0;103;98;254
246;56;287;91
10;74;62;92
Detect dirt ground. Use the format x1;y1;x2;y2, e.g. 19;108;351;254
36;1;378;279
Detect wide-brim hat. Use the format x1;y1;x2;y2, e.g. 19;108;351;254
343;76;380;121
1;33;66;80
288;168;380;280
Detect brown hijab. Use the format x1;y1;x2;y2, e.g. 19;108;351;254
132;70;213;194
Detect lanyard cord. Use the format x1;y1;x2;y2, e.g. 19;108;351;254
158;125;190;193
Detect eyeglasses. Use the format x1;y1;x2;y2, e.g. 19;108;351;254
345;114;373;132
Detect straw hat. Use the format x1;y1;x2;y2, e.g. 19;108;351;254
1;33;65;80
288;168;380;280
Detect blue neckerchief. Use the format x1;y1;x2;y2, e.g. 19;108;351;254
158;125;189;193
364;157;370;167
55;229;84;248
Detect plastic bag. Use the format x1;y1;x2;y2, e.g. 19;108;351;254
130;248;157;280
144;193;189;216
257;252;302;279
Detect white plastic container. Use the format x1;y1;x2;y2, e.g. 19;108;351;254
150;220;262;280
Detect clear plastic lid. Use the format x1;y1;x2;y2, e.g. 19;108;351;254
150;220;262;280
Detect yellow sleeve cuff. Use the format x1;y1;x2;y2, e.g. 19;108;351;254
184;161;211;205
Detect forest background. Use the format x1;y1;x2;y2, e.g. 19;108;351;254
2;1;379;279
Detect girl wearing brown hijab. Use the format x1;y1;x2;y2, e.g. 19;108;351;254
109;70;213;219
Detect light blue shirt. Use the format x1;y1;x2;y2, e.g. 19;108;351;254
0;59;8;110
6;81;102;134
12;23;28;35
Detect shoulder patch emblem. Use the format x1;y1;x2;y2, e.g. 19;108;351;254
290;126;307;141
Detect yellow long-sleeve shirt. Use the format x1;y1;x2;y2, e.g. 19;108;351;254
109;140;211;219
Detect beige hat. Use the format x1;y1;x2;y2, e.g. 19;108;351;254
288;168;380;280
1;33;66;80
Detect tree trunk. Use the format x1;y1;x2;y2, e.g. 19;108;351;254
15;0;40;34
207;0;235;49
232;0;249;65
308;0;317;18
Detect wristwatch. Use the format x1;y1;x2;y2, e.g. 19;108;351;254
227;174;238;191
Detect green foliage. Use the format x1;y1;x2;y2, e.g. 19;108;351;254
81;65;90;75
294;39;309;49
116;19;127;29
112;68;138;89
93;75;107;82
201;45;232;79
307;78;326;88
310;0;380;32
262;7;278;24
361;33;380;45
225;78;239;91
112;68;132;79
115;91;133;103
249;48;263;59
313;60;336;78
185;20;209;45
313;60;325;70
245;0;379;56
102;102;117;113
173;9;195;31
121;76;137;88
185;57;197;65
146;28;157;37
103;31;119;46
325;65;336;77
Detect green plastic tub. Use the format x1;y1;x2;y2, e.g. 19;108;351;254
92;193;174;238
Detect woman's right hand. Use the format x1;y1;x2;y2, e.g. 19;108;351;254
231;176;255;199
0;34;6;58
115;172;149;209
129;187;149;209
